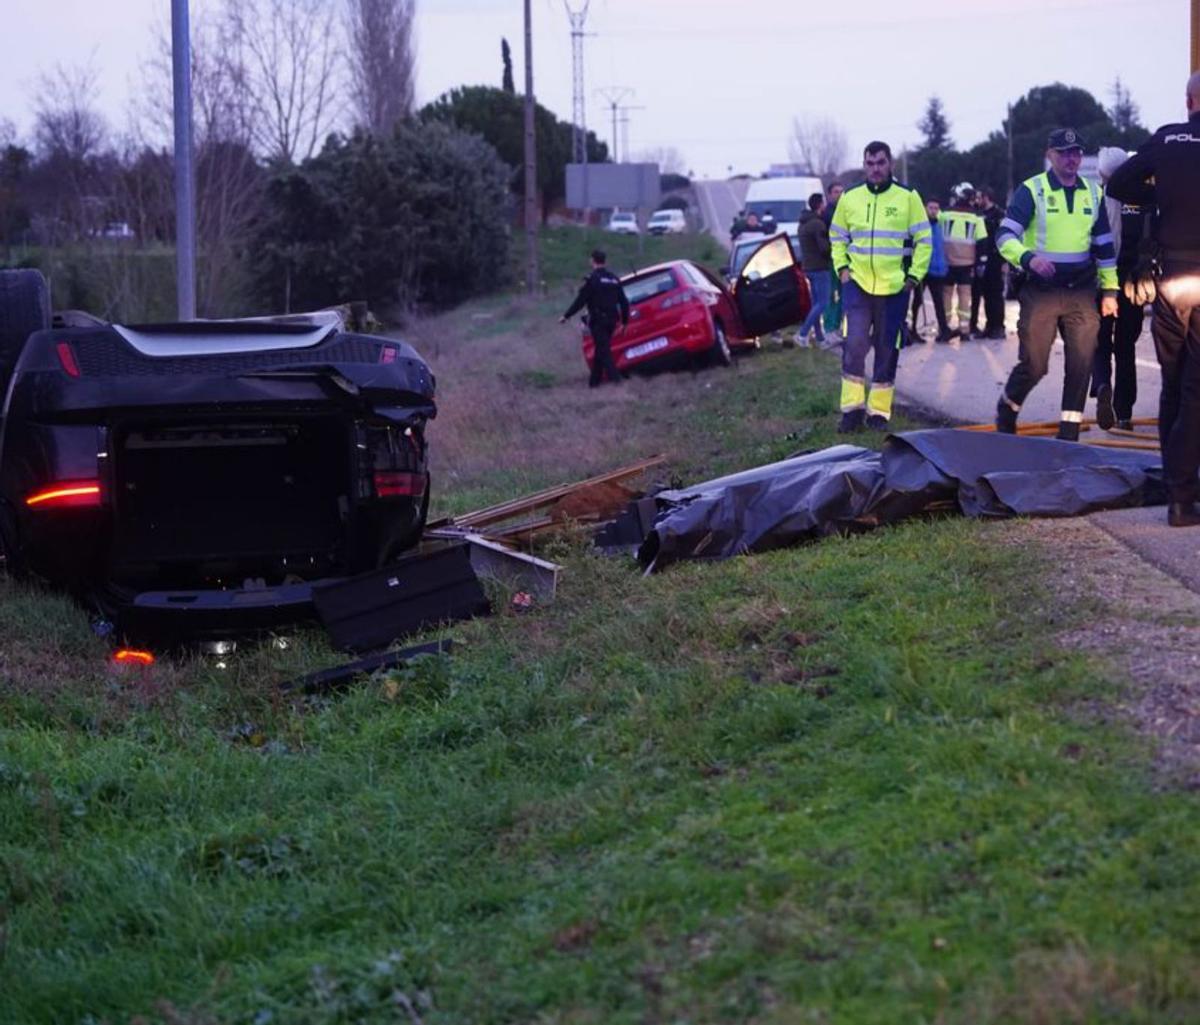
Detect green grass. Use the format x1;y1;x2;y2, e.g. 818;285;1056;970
2;229;1198;1024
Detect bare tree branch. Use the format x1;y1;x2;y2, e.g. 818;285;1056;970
788;115;847;179
345;0;416;136
224;0;343;163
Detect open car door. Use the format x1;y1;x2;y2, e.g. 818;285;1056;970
729;234;810;338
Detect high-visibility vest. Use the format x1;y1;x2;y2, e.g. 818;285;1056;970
998;172;1118;291
831;180;932;296
940;208;988;267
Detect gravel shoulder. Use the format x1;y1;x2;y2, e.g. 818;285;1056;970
1007;515;1200;786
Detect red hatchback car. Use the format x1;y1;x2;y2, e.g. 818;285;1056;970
581;235;811;375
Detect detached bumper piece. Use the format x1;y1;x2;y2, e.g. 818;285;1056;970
279;638;453;696
312;544;491;652
120;581;319;646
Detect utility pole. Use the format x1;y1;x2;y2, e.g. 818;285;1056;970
597;86;633;162
617;104;645;167
564;1;591;215
171;0;196;320
523;0;538;295
1192;0;1199;70
1005;102;1015;200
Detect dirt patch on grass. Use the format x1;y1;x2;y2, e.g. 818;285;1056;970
1001;517;1200;786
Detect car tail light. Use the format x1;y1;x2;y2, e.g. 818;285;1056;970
659;289;704;310
373;471;426;498
56;342;81;378
25;479;101;509
112;649;155;666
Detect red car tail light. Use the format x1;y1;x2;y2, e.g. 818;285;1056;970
25;479;101;509
56;342;81;378
373;471;426;498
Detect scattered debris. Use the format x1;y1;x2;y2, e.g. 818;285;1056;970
279;639;452;695
313;545;489;652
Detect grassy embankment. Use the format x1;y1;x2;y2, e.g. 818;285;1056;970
2;228;1200;1024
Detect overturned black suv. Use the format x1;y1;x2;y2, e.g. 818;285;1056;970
0;269;435;639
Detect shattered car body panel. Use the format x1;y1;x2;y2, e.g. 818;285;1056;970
0;315;437;636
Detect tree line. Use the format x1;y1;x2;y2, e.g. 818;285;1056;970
0;2;602;321
789;80;1151;202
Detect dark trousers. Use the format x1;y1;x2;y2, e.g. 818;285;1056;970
983;264;1006;333
912;276;948;332
843;279;906;386
589;321;622;387
970;275;983;332
1091;289;1145;421
1002;286;1100;420
823;270;843;334
1153;261;1200;503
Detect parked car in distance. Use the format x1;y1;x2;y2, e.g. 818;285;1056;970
579;235;810;376
607;210;640;235
647;209;687;235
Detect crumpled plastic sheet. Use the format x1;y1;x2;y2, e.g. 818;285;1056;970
637;429;1164;571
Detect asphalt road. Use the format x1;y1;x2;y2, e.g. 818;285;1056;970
897;297;1162;426
694;179;749;252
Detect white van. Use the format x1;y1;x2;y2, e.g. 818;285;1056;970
742;176;825;240
647;209;687;235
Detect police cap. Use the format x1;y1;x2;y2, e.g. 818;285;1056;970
1047;127;1085;151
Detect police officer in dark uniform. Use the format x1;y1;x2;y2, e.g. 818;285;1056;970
560;249;630;388
1108;71;1200;526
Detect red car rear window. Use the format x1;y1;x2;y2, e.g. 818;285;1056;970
623;269;678;305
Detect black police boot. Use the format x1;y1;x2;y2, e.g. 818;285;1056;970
1116;418;1133;431
1095;383;1115;431
936;327;954;343
838;410;865;434
865;414;889;432
1056;421;1081;442
995;397;1018;434
1168;502;1200;527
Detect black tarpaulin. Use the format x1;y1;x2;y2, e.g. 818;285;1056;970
637;429;1164;571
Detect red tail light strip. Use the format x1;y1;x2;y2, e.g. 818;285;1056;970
373;471;426;498
25;480;102;508
56;342;81;377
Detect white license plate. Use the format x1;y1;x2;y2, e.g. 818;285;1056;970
625;337;670;359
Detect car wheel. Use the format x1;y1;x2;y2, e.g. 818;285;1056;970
0;269;50;397
710;321;733;367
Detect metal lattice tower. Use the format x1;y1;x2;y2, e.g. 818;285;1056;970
564;1;591;164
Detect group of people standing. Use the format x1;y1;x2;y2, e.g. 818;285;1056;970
795;70;1200;527
561;72;1200;528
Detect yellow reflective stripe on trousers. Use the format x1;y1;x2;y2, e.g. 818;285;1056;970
840;376;866;412
867;385;894;419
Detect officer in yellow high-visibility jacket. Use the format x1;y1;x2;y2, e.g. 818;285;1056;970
830;140;932;432
995;128;1119;441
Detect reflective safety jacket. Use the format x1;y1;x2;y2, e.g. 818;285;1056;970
830;179;932;295
940;206;988;268
997;170;1118;293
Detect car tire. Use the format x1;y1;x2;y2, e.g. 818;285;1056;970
709;321;733;368
0;269;51;396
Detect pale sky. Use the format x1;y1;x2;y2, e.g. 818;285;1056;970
0;0;1191;177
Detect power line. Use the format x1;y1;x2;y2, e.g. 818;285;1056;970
596;85;633;161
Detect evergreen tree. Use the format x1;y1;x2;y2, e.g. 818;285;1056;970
917;96;953;152
501;38;515;94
